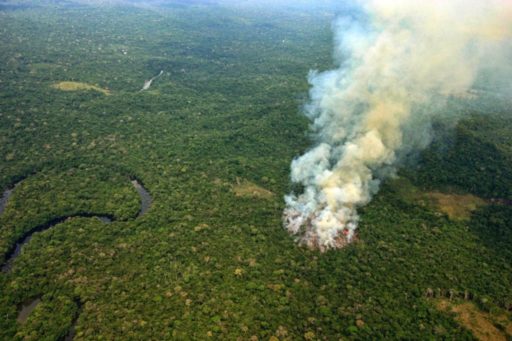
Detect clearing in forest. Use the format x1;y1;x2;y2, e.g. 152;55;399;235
424;192;486;220
390;178;486;220
52;81;111;95
436;300;512;341
232;179;274;199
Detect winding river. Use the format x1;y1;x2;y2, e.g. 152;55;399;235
63;298;82;341
140;70;163;91
0;176;152;336
17;298;41;323
0;184;15;215
1;214;113;273
131;179;152;217
1;178;151;272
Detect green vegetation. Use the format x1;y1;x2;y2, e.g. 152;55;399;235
51;81;111;95
0;166;140;263
0;2;510;340
435;299;512;341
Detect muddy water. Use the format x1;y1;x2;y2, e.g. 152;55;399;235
17;298;41;323
0;188;14;215
140;70;163;91
64;324;77;341
131;179;152;217
1;181;23;215
64;325;76;341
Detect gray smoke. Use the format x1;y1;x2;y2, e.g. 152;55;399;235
284;0;512;251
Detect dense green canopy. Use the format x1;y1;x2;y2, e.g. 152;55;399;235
0;2;510;340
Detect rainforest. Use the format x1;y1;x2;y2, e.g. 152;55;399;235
0;0;511;340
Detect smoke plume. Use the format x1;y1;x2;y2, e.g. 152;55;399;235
284;0;512;251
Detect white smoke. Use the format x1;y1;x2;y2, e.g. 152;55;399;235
284;0;512;251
